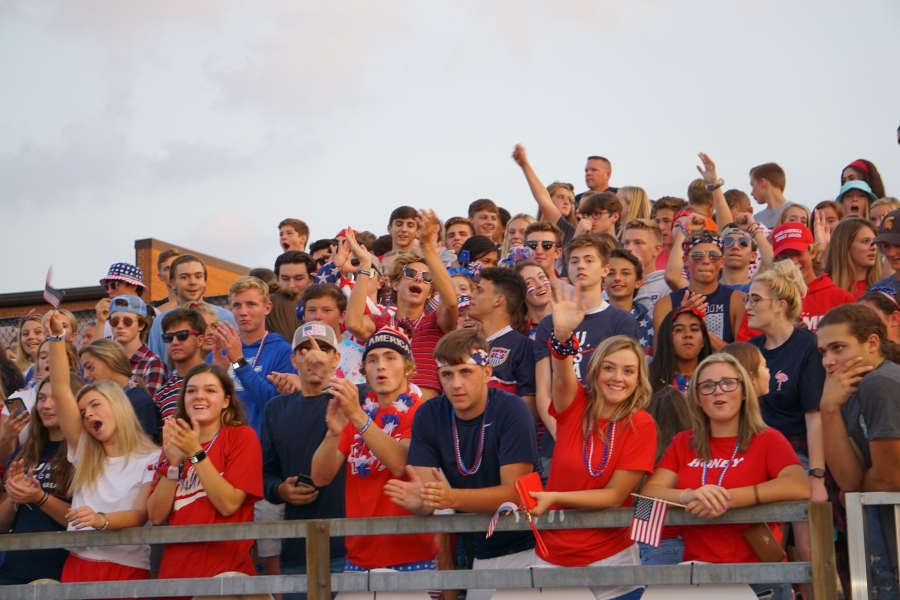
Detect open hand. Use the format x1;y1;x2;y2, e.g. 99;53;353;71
550;281;586;340
821;356;873;410
696;152;719;184
215;322;244;363
66;505;104;530
166;418;203;458
268;371;302;395
421;467;455;510
383;465;425;512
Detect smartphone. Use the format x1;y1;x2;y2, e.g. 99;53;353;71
295;474;315;488
4;398;28;420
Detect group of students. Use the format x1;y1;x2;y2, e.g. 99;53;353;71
0;148;898;600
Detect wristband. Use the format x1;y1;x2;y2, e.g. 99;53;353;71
355;269;372;278
35;492;49;507
356;416;373;435
548;332;580;360
46;332;67;342
705;178;725;191
97;512;109;531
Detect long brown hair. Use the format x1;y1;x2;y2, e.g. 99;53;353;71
686;353;767;462
15;315;44;372
2;375;83;496
583;336;652;439
824;217;881;293
174;364;246;427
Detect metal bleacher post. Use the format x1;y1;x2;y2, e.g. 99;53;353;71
845;491;900;600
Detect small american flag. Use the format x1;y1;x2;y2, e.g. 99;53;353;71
43;267;63;308
630;496;668;547
303;323;326;337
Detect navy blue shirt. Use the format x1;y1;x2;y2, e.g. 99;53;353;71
0;441;71;583
487;327;536;398
670;284;737;343
873;273;900;293
749;328;825;439
125;385;161;439
408;387;539;560
262;391;347;568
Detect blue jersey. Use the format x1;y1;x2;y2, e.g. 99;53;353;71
486;327;536;398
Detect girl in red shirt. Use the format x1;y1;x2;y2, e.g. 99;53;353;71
528;284;657;600
643;353;810;597
147;364;263;589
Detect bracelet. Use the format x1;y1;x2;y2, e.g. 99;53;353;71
46;332;67;342
355;269;372;278
548;332;580;360
679;488;693;505
35;492;49;507
753;484;761;505
97;512;109;531
356;416;373;435
705;178;725;191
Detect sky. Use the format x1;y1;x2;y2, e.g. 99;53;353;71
2;0;899;295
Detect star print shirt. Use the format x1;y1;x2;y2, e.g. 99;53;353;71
337;389;437;569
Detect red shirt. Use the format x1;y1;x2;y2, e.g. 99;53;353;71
370;311;447;393
157;426;263;579
657;428;801;563
801;274;855;332
541;385;657;566
656;250;670;272
853;280;868;299
338;390;437;568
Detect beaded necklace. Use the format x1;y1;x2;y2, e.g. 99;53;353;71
583;413;616;477
182;427;222;490
701;439;740;486
452;396;490;476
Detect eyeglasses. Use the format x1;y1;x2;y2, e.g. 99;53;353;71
524;240;557;251
724;236;751;248
742;295;773;308
688;250;724;262
109;316;135;328
403;267;433;283
103;281;119;292
698;378;742;395
162;329;200;343
583;210;610;219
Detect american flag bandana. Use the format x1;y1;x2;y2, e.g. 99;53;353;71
629;496;668;547
43;267;63;308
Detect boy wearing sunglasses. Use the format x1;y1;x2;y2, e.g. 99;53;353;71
719;225;757;293
654;230;746;350
154;308;207;422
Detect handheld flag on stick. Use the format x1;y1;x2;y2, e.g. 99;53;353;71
629;495;669;547
43;267;63;308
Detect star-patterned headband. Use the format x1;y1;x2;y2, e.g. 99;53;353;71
436;349;490;368
683;231;724;254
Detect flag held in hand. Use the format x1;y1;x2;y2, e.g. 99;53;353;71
630;496;668;547
43;267;63;309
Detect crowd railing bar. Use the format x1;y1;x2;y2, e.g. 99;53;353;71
845;491;900;600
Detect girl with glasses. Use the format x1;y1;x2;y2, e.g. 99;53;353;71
643;353;810;600
649;308;713;394
824;217;881;298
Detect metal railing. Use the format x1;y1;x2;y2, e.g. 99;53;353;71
0;501;837;600
845;491;900;600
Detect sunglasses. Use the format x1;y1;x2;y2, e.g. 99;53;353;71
403;267;433;283
109;316;135;328
688;250;724;262
524;240;557;251
162;329;201;343
724;236;751;248
103;281;119;292
315;257;328;266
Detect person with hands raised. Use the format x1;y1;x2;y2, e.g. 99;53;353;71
262;322;350;597
147;364;263;582
643;353;809;599
311;327;438;575
0;373;81;586
45;310;162;587
385;328;538;600
528;283;657;600
695;152;735;231
346;210;459;401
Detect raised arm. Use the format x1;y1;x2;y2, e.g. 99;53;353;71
418;209;459;334
512;144;561;223
735;213;774;269
344;228;378;342
47;312;83;449
548;282;586;415
696;152;733;231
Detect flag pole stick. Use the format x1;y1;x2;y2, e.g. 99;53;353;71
630;493;687;508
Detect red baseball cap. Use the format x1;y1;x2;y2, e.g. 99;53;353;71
771;222;814;256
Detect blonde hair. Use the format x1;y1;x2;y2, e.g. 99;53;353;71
502;213;537;255
752;260;806;321
41;310;78;339
686;353;767;461
622;218;663;244
15;315;45;372
619;186;651;223
776;202;812;227
824;217;881;293
72;382;159;492
182;301;219;322
229;276;270;305
871;197;900;215
583;336;652;438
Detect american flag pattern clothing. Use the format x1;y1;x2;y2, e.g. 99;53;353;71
629;496;668;547
485;326;536;398
154;372;183;425
130;344;168;398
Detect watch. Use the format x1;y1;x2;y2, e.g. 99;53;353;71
808;468;826;479
231;357;249;370
188;450;208;465
705;178;725;191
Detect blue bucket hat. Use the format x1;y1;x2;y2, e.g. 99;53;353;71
836;181;878;205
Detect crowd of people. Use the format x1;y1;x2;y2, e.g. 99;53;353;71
0;146;898;600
